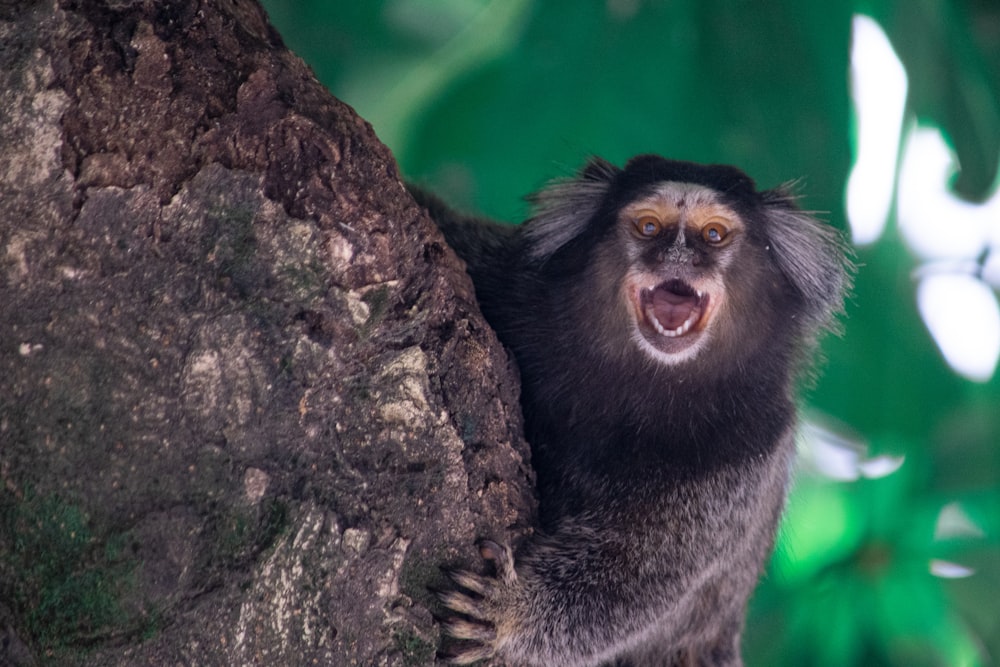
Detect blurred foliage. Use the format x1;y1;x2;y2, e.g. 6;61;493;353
263;1;1000;664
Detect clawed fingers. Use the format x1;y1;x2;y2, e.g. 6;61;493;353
434;540;518;664
437;588;484;618
444;567;492;596
477;539;505;561
438;641;497;665
478;539;517;584
442;617;497;642
437;599;500;666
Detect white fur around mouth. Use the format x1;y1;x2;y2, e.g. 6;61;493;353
644;296;701;337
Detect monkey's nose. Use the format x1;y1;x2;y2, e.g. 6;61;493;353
660;245;696;266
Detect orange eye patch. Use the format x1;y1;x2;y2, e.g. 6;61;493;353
633;215;663;238
701;221;731;245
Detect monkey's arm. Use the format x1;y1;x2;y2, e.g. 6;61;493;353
440;519;668;666
439;442;794;667
439;499;760;667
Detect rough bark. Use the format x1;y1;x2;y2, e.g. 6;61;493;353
0;2;534;665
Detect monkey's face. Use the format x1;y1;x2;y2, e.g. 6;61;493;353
527;155;847;372
614;182;747;365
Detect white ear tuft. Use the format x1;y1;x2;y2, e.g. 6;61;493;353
762;188;852;329
523;158;618;261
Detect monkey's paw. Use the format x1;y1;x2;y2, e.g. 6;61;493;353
437;539;522;665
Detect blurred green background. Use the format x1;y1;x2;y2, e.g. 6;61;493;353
261;2;1000;665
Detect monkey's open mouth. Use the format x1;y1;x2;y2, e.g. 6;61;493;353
640;279;707;338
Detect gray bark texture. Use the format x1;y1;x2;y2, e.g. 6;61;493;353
0;2;534;665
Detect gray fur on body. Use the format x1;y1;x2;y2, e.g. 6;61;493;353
411;154;849;667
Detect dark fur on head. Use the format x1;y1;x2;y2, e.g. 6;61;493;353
413;154;850;667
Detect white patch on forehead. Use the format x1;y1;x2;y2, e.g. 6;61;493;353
649;181;722;208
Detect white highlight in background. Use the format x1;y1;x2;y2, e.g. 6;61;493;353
916;272;1000;382
898;126;998;259
934;502;986;540
929;559;976;579
799;420;904;482
845;15;908;245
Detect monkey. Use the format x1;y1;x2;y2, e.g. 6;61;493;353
410;154;850;666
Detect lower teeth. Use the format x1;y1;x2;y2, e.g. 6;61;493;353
646;307;693;338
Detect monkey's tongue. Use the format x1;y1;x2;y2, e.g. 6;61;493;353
644;281;702;337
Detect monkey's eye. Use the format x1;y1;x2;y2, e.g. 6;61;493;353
702;221;730;245
634;216;663;238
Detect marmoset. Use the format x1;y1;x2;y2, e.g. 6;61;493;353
412;155;849;666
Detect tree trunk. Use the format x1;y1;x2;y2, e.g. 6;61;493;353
0;2;534;665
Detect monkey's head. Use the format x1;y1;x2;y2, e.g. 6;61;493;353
523;155;849;372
